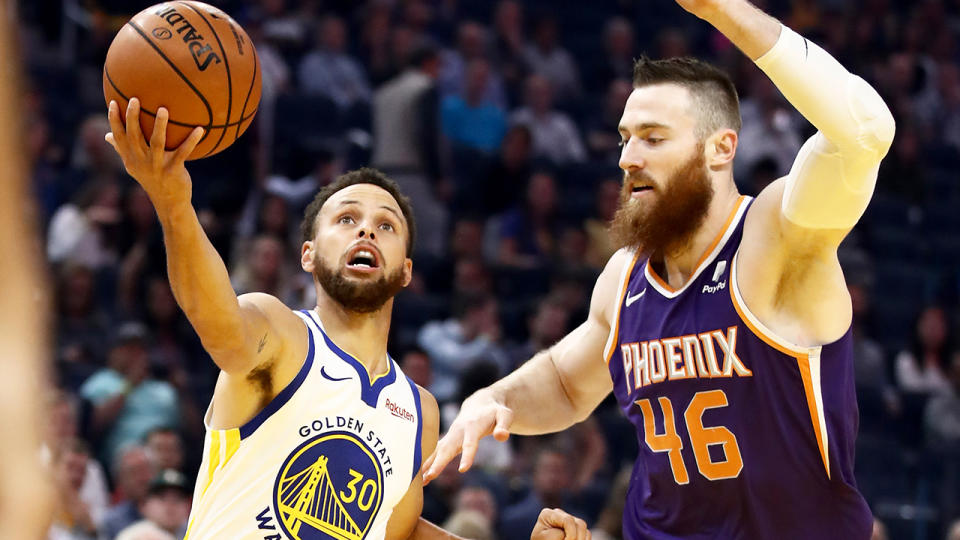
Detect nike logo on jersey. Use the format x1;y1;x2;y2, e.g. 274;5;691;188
320;365;352;382
625;289;646;307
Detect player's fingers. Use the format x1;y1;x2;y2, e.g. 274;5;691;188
106;101;127;150
423;432;462;483
493;406;514;442
104;132;118;152
458;427;480;472
125;97;146;152
420;453;436;482
150;107;169;161
172;126;204;163
575;517;589;540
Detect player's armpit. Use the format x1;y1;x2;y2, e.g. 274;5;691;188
738;181;853;347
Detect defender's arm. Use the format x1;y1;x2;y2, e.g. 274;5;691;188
422;250;627;481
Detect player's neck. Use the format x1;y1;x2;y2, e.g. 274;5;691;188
660;186;741;287
314;294;393;379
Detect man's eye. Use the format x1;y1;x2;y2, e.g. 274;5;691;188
379;222;394;232
338;216;354;224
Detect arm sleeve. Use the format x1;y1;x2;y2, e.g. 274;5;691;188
755;25;896;229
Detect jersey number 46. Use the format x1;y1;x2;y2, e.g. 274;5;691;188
636;389;743;484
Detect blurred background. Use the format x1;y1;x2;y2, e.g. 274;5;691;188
16;0;960;538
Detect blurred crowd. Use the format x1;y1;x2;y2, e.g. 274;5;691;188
15;0;960;538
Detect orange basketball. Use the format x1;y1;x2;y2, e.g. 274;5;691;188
102;1;262;160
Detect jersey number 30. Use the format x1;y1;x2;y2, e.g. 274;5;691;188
635;389;743;484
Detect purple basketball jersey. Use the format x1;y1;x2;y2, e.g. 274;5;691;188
605;197;872;540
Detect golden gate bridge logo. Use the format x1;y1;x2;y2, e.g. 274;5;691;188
273;432;384;540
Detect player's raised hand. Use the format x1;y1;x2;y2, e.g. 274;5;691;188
531;508;590;540
421;389;513;483
105;98;204;214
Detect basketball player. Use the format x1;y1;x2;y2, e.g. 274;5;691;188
104;99;589;540
424;0;895;537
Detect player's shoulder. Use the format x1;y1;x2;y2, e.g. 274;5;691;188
238;292;303;327
589;248;638;324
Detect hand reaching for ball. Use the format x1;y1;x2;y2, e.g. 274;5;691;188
105;98;204;214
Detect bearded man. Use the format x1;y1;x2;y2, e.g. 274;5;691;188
425;0;895;538
104;96;588;540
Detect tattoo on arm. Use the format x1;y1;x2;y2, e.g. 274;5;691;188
257;333;267;354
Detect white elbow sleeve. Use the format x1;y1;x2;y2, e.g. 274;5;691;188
757;25;896;229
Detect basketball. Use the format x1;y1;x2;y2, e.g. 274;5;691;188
102;1;261;160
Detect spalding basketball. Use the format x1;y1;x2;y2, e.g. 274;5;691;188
102;1;262;160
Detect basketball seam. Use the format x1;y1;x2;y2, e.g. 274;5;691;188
126;20;214;149
104;66;257;128
177;1;232;158
235;42;259;141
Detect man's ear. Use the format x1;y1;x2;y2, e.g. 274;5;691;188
402;258;413;287
706;128;738;170
301;241;315;272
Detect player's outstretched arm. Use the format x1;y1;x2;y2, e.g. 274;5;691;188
422;251;625;482
106;99;284;374
388;387;590;540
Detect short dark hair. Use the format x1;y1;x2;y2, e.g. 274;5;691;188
300;168;416;254
632;55;741;137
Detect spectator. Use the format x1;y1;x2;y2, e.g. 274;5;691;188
442;510;496;540
590;17;636;92
454;485;499;526
848;283;901;424
137;470;191;538
489;0;527;101
56;262;111;388
439;21;506;109
399;348;433;390
449;218;488;262
100;445;156;540
44;391;110;531
923;350;960;450
510;75;586;164
79;322;180;465
452;258;494;298
584;179;621;270
48;439;98;540
441;59;508;154
523;16;581;104
497;170;560;267
499;448;587;540
586;79;633;163
372;40;448;256
144;428;184;474
115;520;176;540
895;305;953;394
297;15;372;111
508;295;572;370
47;180;122;269
480;125;533;216
735;72;803;178
417;294;508;402
232;234;296;302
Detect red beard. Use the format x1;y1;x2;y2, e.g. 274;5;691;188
610;144;714;258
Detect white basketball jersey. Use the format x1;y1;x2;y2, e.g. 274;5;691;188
184;309;424;540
